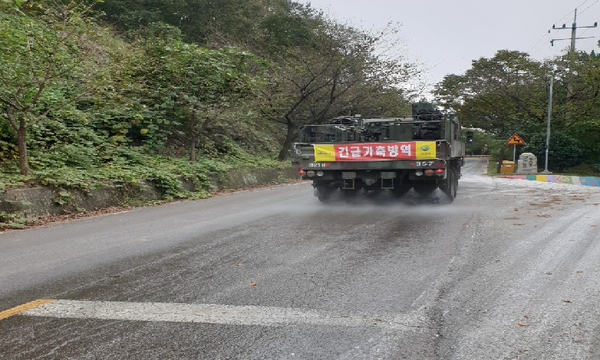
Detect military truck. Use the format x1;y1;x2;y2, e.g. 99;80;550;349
290;102;465;203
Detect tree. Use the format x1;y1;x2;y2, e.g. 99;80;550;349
138;24;266;161
524;132;583;172
95;0;268;46
97;1;416;161
434;50;549;136
552;51;600;164
255;8;415;160
0;0;106;175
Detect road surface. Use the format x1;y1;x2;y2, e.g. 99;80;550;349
1;158;599;359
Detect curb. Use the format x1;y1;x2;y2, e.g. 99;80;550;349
0;167;299;220
499;174;600;187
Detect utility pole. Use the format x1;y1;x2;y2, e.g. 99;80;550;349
549;8;597;52
542;75;553;174
544;9;596;173
548;8;597;108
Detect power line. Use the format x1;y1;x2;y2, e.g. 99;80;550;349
529;1;598;56
548;7;598;51
579;0;599;15
574;1;600;40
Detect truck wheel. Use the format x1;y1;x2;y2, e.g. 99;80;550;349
315;186;333;203
441;168;457;202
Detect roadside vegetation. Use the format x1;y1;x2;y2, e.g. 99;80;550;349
0;0;415;198
436;50;600;175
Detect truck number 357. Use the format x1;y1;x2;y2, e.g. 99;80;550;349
416;161;434;167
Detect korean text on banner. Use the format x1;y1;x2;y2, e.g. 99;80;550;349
312;142;437;161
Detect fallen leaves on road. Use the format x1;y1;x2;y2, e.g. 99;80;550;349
517;322;528;327
249;282;257;286
562;299;572;303
528;196;563;209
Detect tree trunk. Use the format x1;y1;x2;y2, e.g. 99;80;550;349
17;118;29;176
189;112;197;162
189;134;197;162
277;117;296;161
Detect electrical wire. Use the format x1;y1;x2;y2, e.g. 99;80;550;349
529;0;598;56
579;0;599;15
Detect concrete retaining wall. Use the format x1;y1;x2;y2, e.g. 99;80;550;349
0;167;299;219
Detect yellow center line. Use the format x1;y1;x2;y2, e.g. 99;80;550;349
0;299;55;321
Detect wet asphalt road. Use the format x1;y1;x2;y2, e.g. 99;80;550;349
1;158;600;359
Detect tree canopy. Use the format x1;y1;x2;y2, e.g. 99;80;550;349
434;49;600;172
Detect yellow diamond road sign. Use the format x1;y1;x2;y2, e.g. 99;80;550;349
505;133;526;145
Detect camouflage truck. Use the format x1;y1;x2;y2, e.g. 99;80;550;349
291;102;465;203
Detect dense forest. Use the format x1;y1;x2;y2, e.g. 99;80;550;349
1;0;599;202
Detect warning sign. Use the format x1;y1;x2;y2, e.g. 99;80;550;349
505;134;526;145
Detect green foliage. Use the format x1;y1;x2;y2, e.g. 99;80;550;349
0;124;17;165
135;29;269;161
96;0;270;45
562;163;599;176
434;50;548;135
0;211;27;229
463;129;504;156
435;49;600;170
0;1;114;175
523;132;584;172
0;0;27;10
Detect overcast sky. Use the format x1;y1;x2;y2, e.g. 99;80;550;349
301;0;600;95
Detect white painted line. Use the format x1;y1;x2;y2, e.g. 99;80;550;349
21;300;425;331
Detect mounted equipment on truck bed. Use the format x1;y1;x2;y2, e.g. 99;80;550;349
291;102;465;203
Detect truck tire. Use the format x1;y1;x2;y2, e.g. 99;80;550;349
441;168;458;202
315;185;334;203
